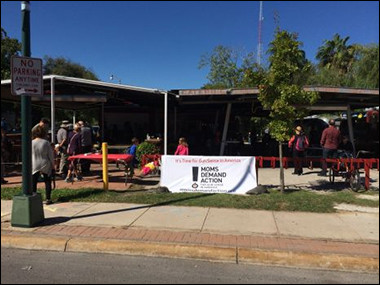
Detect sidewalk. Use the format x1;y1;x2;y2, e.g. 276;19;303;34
1;200;379;272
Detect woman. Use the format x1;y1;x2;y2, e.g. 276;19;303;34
65;123;82;182
288;126;309;176
174;137;189;156
32;125;55;204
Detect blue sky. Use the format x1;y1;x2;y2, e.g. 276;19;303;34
1;1;379;90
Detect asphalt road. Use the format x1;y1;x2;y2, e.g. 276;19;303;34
1;248;379;284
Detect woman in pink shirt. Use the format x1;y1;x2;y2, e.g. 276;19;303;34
174;137;189;155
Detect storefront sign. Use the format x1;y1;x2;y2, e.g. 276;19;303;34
161;156;257;194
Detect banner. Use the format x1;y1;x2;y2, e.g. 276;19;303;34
161;156;257;194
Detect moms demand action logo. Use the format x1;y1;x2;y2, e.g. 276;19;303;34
192;166;227;188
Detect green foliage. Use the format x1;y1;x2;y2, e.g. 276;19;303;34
43;56;99;80
199;45;266;89
351;44;379;88
316;34;356;75
136;142;159;163
259;30;319;142
1;28;21;80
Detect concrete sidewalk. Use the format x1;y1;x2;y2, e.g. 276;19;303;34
1;200;379;272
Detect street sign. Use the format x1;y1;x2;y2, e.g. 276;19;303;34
11;56;43;96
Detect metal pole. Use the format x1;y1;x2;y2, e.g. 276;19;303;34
50;76;55;144
164;91;168;155
101;102;105;142
102;142;109;190
220;103;232;156
174;106;177;141
347;105;357;156
21;1;32;195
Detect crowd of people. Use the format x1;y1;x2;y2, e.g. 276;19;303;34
288;119;350;177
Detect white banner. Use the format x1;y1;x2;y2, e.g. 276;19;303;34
161;156;257;194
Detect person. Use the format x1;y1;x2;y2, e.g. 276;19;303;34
32;117;50;140
1;128;9;184
65;124;82;183
340;135;354;153
319;119;341;176
288;126;309;176
56;120;69;178
78;121;93;174
128;137;140;166
174;137;189;155
32;126;55;205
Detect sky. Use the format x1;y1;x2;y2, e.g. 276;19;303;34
1;1;379;90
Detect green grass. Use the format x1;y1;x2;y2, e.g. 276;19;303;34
2;187;378;213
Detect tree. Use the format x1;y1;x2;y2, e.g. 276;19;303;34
1;28;21;80
316;34;356;75
43;56;99;80
259;29;319;193
199;45;266;89
351;44;379;89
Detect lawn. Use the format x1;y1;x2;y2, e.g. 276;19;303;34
1;187;378;213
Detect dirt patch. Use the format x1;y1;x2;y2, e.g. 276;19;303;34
334;203;379;213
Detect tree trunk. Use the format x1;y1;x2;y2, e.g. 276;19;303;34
279;141;285;193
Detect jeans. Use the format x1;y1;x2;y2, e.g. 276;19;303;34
322;148;338;174
32;172;52;200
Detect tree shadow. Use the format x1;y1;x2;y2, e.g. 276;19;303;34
41;193;215;227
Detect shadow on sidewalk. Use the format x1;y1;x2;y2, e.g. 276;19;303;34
41;193;214;227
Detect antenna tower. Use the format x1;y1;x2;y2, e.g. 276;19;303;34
257;1;264;65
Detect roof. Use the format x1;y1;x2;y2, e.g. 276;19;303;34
171;86;379;110
1;75;166;110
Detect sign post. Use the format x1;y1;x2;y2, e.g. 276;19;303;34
11;1;44;228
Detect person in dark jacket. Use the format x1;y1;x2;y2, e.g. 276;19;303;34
65;124;82;182
288;126;309;176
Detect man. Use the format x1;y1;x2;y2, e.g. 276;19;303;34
78;121;92;174
56;120;69;178
319;119;341;176
32;117;50;140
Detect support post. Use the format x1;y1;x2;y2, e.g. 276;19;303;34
102;142;109;190
164;91;168;155
347;105;356;156
50;76;55;143
220;104;232;156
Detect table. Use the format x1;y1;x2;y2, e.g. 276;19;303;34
68;154;134;185
68;153;133;164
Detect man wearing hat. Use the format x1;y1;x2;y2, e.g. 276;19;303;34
56;120;69;177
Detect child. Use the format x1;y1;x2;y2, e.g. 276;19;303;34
174;137;189;156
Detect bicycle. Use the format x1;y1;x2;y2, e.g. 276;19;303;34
328;150;370;192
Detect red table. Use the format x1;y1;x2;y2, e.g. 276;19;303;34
68;153;133;164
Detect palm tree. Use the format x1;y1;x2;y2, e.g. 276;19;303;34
316;34;356;74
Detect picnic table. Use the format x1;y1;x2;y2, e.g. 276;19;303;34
68;153;133;164
68;154;134;185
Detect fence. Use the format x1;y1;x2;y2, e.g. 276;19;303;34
141;154;379;190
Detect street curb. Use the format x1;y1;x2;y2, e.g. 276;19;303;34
1;234;68;252
66;237;237;263
1;233;379;273
238;248;379;273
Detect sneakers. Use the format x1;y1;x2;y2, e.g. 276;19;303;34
65;177;73;183
45;199;53;205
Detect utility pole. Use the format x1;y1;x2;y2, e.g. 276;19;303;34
11;1;45;228
257;1;264;66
